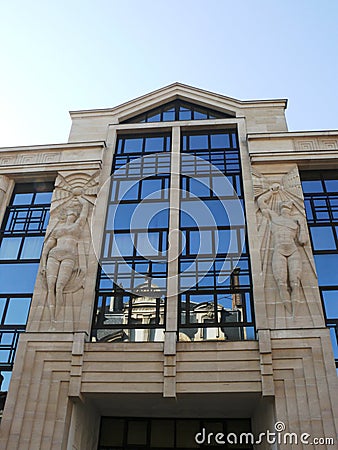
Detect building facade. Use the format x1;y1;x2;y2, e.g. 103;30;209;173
0;83;337;449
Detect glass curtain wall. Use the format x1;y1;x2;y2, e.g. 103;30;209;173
178;130;254;341
92;134;171;342
0;183;53;391
301;171;338;369
93;119;255;343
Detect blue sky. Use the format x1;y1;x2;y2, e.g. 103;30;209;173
1;0;337;147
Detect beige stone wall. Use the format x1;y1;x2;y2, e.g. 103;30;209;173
0;89;337;449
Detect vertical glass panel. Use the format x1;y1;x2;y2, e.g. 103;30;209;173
189;135;208;150
162;108;175;121
148;206;169;228
194;110;207;119
141;178;163;199
5;297;31;324
310;226;336;250
112;233;135;256
0;263;39;293
329;327;338;359
176;420;200;448
189;178;210;197
314;255;338;285
124;138;143;153
12;193;34;205
302;180;323;193
137;232;159;256
324;179;338;192
179;108;192;120
21;236;44;259
116;180;139;201
106;203;137;230
34;192;53;204
190;230;213;254
127;420;148;445
322;290;338;318
147;113;161;122
210;133;230;148
151;420;175;447
0;297;6;321
145;137;165;152
99;418;125;446
0;237;22;259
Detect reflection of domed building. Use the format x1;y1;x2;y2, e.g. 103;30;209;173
94;278;166;343
0;84;337;449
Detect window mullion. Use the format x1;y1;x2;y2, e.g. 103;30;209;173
165;126;181;334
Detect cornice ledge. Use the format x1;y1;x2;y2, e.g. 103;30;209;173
0;141;106;153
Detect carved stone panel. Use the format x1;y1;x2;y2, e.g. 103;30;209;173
29;170;100;332
252;167;324;328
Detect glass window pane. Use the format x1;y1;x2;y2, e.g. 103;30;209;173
112;233;134;256
151;420;175;447
148;208;169;228
21;236;44;259
34;192;53;204
179;109;192;120
124;138;143;153
189;178;210;197
310;227;336;250
193;110;207;119
106;203;136;230
99;418;125;446
210;133;230;148
176;420;200;448
5;297;31;324
141;179;162;199
0;297;6;321
190;230;212;254
0;263;39;293
302;180;323;193
322;291;338;318
189;135;208;150
162;108;175;121
137;232;159;256
145;137;165;152
127;420;148;445
12;193;34;205
314;255;338;286
147;113;161;122
0;237;22;259
324;179;338;192
116;180;139;201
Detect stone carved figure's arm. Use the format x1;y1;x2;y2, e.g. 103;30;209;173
40;236;57;276
257;186;279;219
296;216;308;246
76;196;89;228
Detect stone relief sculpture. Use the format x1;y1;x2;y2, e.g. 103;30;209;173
253;167;316;315
40;171;99;322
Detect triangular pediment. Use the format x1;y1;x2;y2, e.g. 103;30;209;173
69;83;288;130
113;83;240;123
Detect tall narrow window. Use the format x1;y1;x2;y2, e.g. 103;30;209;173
92;134;171;342
0;183;53;391
301;171;338;369
179;130;254;341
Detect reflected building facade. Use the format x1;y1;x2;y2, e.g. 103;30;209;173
0;84;337;449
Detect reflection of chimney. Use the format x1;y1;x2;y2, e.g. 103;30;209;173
231;268;242;309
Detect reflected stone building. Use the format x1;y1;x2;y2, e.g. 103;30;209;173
0;84;337;449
